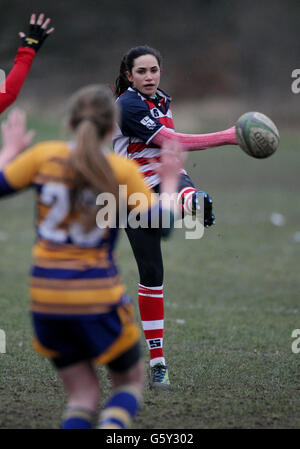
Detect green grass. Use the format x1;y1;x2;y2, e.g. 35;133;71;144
0;118;299;428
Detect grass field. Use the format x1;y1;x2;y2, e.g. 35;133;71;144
0;116;299;429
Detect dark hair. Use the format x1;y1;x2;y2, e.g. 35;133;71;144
115;45;162;97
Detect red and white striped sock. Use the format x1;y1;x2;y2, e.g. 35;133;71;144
138;284;165;367
177;187;197;215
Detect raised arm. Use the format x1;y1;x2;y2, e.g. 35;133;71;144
0;108;34;169
0;13;54;114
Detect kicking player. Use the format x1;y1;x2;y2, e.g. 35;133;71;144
114;45;238;388
0;85;182;429
0;13;54;115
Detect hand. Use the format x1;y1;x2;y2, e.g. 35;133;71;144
0;108;35;168
19;13;54;52
152;139;186;195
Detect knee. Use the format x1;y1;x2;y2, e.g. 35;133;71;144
139;261;163;286
110;359;144;394
68;374;100;411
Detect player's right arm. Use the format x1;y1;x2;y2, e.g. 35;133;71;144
0;13;54;115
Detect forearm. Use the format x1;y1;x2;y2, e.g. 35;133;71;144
0;151;11;170
152;126;238;151
0;146;20;170
0;47;35;114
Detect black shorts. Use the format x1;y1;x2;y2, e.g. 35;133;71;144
52;341;141;373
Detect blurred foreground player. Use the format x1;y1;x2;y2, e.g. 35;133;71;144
0;85;182;429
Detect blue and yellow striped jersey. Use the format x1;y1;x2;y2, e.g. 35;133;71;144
0;141;156;315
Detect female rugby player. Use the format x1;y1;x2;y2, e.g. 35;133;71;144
114;45;238;388
0;85;182;428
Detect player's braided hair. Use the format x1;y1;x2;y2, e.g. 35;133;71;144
66;84;119;231
115;45;162;97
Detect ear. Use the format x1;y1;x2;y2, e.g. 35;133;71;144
126;71;133;83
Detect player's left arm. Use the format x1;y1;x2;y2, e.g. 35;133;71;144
0;13;54;114
119;95;238;152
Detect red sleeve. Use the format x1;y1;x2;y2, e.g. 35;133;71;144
0;47;36;114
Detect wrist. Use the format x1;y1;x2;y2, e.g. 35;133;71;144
0;151;11;169
159;191;179;217
0;145;22;160
160;176;178;197
17;46;36;56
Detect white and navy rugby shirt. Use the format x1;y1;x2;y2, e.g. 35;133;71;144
113;87;187;189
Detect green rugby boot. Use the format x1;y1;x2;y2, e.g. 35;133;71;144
150;362;170;389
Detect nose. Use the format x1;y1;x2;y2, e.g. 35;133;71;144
145;71;153;81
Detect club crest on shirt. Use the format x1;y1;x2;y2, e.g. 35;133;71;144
140;115;156;130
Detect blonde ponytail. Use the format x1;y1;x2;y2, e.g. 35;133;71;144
66;85;119;230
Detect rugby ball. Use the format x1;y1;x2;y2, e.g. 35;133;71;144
235;112;279;158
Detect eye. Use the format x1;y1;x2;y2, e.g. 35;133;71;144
151;67;159;73
137;68;146;74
